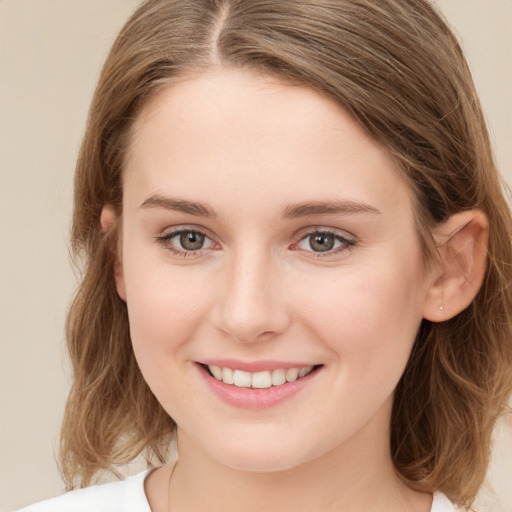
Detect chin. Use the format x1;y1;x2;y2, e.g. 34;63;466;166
218;448;307;473
197;428;328;474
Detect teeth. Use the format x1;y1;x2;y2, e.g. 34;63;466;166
233;370;251;387
271;369;286;386
252;371;272;389
223;367;234;385
209;365;222;380
207;364;315;388
298;367;308;378
286;368;299;382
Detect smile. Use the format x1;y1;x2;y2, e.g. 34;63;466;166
197;361;323;409
207;364;315;388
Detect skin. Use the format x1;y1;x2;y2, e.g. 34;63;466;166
102;67;487;511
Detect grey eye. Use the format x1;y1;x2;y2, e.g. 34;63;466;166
296;230;355;255
309;233;335;252
179;231;206;250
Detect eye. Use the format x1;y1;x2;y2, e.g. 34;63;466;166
294;229;355;256
177;231;207;251
157;228;216;256
306;232;337;252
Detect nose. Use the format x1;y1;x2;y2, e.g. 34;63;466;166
211;246;291;343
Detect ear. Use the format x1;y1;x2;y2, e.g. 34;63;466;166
423;210;488;322
100;205;127;302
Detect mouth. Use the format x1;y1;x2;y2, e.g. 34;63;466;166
196;360;324;409
203;363;321;389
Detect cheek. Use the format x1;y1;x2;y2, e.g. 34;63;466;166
300;261;425;382
122;259;216;412
121;251;212;361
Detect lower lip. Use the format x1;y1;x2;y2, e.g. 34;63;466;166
196;364;321;410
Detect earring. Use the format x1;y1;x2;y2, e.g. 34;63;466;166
438;305;444;311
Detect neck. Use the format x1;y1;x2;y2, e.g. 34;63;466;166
156;405;432;512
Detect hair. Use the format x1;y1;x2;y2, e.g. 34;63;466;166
60;0;512;507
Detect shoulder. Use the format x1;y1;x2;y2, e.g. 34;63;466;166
17;470;152;512
431;492;464;512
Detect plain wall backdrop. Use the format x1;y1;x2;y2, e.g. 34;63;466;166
1;1;511;511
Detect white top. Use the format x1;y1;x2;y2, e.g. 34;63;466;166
17;470;457;511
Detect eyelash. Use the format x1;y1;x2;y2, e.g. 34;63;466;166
156;227;356;259
156;228;217;258
291;230;356;258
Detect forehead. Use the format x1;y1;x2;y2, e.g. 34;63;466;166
124;67;414;220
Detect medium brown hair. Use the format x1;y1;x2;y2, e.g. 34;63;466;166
60;0;512;507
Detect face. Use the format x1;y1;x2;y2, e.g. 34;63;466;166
115;67;433;472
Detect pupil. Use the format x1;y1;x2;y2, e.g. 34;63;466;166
310;233;334;252
180;231;204;250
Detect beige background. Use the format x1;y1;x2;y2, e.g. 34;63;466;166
0;1;511;511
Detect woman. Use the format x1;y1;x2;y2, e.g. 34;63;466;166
19;0;512;510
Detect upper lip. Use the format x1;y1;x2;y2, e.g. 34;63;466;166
197;359;320;373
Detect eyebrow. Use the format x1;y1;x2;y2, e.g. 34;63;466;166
140;195;217;219
282;200;381;218
140;194;381;219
